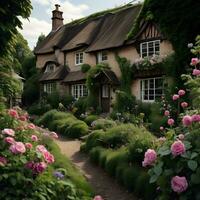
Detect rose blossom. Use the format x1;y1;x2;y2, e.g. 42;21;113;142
43;151;55;164
36;145;47;153
142;149;157;167
25;143;33;149
8;109;18;118
164;110;170;116
172;94;179;101
192;69;200;76
168;118;175;126
10;142;26;154
2;128;15;136
34;162;47;173
181;102;188;108
171;140;186;156
191;114;200;122
158;137;166;143
171;176;188;193
178;134;185;140
160;126;164;131
191;58;199;66
28;123;36;129
0;156;7;166
182;115;192;126
51;132;58;139
93;196;104;200
4;137;15;144
178;90;186;96
31;135;38;142
19;115;27;121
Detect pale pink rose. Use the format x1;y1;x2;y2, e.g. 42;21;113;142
10;142;26;154
142;149;157;167
2;128;15;136
171;176;188;193
192;69;200;76
8;109;18;118
4;137;15;144
34;162;47;173
182;115;192;126
191;114;200;122
25;143;33;149
178;134;185;140
36;145;47;153
19;115;27;121
28;123;36;129
178;90;186;96
191;58;199;66
31;135;38;142
160;126;164;131
168;118;175;126
164;110;170;116
51;132;58;139
93;195;104;200
158;137;166;143
171;140;186;156
0;156;7;166
43;151;55;164
172;94;179;101
181;102;188;108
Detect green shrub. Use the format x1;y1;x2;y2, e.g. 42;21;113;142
73;97;87;117
89;146;104;164
98;149;111;168
84;115;99;126
60;94;74;108
92;118;117;130
81;64;91;73
46;91;60;109
28;102;52;116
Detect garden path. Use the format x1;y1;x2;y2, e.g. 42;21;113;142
55;136;138;200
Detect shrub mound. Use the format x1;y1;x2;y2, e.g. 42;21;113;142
91;118;117;130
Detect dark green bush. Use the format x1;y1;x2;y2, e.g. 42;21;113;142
81;64;91;73
89;146;104;164
84;115;99;126
60;94;74;108
98;149;111;168
92;118;117;130
28;102;52;116
73;97;87;117
46;91;60;109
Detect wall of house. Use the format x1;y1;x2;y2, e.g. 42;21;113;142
36;53;56;69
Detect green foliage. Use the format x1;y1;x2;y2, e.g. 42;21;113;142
72;97;87;117
81;64;91;73
46;91;60;109
28;102;52;116
36;33;46;48
91;118;117;130
84;115;99;126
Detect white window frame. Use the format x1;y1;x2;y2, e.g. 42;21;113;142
102;85;109;98
45;63;55;73
140;77;163;102
140;40;160;58
71;84;88;99
75;52;84;65
97;51;108;63
43;83;56;94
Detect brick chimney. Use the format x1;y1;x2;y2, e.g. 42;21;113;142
52;4;63;31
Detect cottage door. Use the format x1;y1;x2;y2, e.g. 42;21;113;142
101;84;110;113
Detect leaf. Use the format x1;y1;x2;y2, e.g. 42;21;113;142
149;174;158;183
191;152;198;159
158;145;171;156
153;165;162;176
188;160;198;171
184;141;192;150
191;173;200;184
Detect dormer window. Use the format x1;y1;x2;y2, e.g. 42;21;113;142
97;51;108;63
75;52;84;65
45;63;55;73
140;40;160;58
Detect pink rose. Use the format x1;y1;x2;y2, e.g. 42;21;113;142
19;115;27;121
10;142;26;154
93;196;104;200
31;135;38;142
4;137;15;144
168;118;175;126
51;132;58;139
36;145;47;153
172;94;179;101
182;115;192;126
8;109;18;118
191;114;200;122
28;123;36;129
164;110;170;116
191;58;199;66
181;102;188;108
178;134;184;140
2;128;15;136
192;69;200;76
171;176;188;193
158;137;166;143
34;162;47;173
43;151;55;164
0;156;7;166
25;143;33;149
178;90;185;96
160;126;164;131
171;140;186;156
142;149;157;167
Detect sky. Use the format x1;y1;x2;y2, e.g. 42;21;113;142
19;0;141;49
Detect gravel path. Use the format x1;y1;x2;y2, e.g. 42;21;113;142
55;137;138;200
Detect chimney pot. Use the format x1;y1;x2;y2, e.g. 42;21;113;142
55;4;60;11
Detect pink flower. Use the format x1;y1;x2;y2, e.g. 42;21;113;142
34;162;47;173
36;145;47;153
191;58;199;66
19;115;27;121
191;114;200;122
2;128;15;136
31;135;38;142
25;161;34;169
178;134;185;140
181;102;188;108
142;149;157;167
51;132;58;139
164;110;170;116
43;151;55;164
182;115;192;126
28;123;36;129
178;90;186;96
160;126;164;131
171;176;188;193
25;143;33;149
8;109;18;118
10;142;26;154
171;140;186;156
4;137;15;144
93;196;104;200
158;137;166;143
168;118;175;126
192;69;200;76
0;156;7;166
172;94;179;101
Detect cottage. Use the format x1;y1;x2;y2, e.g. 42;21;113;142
34;3;173;113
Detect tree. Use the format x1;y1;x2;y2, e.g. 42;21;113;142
36;33;46;47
